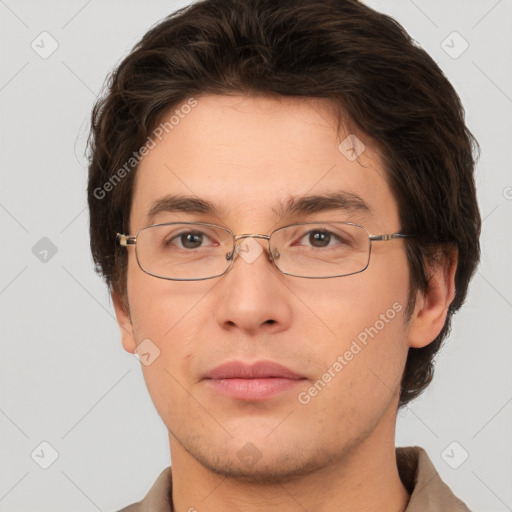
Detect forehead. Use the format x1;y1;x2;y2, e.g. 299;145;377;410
130;94;398;232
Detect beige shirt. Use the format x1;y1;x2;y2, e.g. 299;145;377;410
118;446;471;512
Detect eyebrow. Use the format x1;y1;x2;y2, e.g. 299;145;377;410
274;191;371;218
147;195;217;222
146;191;371;224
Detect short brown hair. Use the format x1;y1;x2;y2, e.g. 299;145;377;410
87;0;481;407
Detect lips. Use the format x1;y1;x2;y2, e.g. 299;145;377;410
205;361;304;380
203;361;306;401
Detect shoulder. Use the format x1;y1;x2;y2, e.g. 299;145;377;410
397;446;472;512
113;466;173;512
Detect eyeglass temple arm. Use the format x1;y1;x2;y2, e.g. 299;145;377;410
116;233;136;246
369;233;414;242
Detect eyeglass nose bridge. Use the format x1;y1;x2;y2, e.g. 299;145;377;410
226;233;279;262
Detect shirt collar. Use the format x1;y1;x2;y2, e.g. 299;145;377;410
397;446;471;511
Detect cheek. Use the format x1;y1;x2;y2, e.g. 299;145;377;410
126;263;216;400
292;250;410;404
127;255;214;338
296;291;409;429
127;277;201;426
288;260;409;342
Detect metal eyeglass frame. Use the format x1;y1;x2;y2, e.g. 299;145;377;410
116;221;414;281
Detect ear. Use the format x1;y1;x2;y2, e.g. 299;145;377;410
408;247;458;349
112;291;137;354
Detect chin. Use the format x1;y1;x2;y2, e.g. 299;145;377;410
183;437;339;484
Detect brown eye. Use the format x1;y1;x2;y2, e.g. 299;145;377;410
179;232;204;249
164;231;209;249
309;231;331;247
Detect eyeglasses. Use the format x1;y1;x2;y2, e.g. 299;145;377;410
116;221;413;281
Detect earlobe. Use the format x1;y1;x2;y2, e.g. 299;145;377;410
112;291;137;354
408;248;458;349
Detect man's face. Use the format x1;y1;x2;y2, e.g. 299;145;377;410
118;94;412;480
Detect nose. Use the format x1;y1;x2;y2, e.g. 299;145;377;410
214;237;292;334
226;234;278;264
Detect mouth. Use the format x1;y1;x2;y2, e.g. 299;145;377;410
203;360;307;401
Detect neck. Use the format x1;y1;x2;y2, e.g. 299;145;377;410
169;418;410;512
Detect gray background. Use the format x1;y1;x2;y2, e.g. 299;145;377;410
1;0;511;510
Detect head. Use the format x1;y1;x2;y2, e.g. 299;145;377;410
87;0;480;480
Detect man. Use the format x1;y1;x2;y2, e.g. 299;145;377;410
87;0;480;510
